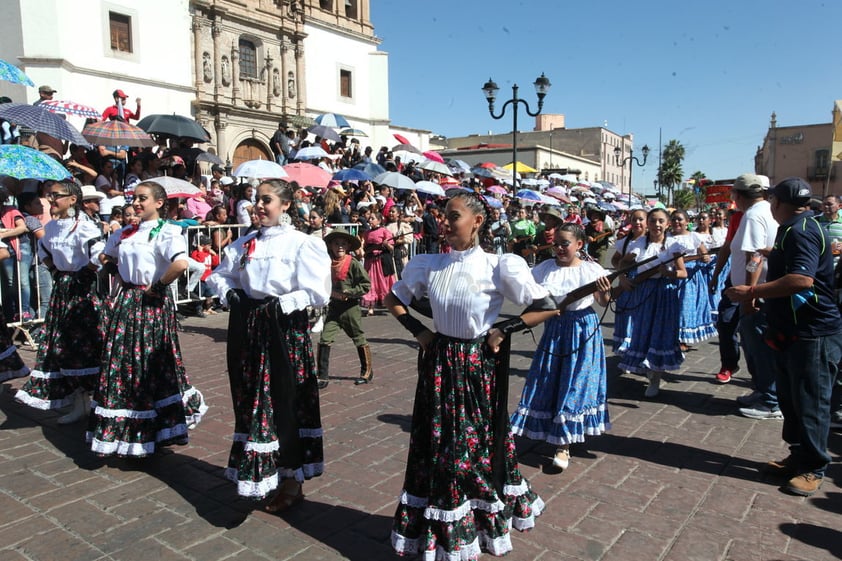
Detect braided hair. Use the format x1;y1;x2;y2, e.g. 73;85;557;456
448;190;494;251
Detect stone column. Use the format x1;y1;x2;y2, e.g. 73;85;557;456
212;22;222;100
265;52;273;110
231;42;240;106
192;17;204;95
280;40;290;117
215;114;229;164
295;40;305;114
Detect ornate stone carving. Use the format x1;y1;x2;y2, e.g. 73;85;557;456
272;68;281;97
221;55;231;86
287;71;296;99
202;52;213;83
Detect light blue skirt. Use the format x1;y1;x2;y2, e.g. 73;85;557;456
677;260;717;344
618;278;684;373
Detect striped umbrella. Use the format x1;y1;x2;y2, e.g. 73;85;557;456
82;119;156;147
40;99;100;119
0;145;71;180
313;113;350;128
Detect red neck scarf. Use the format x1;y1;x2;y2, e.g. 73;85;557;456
331;254;352;282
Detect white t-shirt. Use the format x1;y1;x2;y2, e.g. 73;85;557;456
729;200;778;286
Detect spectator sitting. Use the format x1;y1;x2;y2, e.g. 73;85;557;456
190;235;220;315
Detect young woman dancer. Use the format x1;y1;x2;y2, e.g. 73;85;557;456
88;181;207;457
669;210;716;347
15;182;105;423
386;191;557;559
611;208;647;355
617;208;687;398
510;223;612;471
207;179;331;512
361;211;395;316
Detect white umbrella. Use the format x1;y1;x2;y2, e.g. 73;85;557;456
540;194;561;206
414;181;446;196
558;174;578;182
295;146;330;160
373;171;416;191
548;172;563;180
144;176;202;198
392;150;424;164
521;178;539;187
233;160;288;179
419;160;453;176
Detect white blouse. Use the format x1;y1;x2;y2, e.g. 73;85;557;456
103;220;187;286
392;246;548;339
207;224;331;314
531;259;607;311
626;236;685;277
38;218;104;272
666;232;702;256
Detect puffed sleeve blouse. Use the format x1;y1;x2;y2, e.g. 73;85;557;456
531;259;607;311
38;217;104;272
392;246;549;339
207;223;331;314
103;220;187;286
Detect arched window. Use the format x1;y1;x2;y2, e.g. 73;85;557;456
239;38;257;79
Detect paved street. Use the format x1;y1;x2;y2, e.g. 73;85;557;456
1;307;840;561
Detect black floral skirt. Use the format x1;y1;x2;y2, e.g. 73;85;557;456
391;335;543;559
16;270;104;409
86;287;208;457
0;320;28;384
224;293;324;499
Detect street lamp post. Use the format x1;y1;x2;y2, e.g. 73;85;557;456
482;73;551;188
614;144;650;201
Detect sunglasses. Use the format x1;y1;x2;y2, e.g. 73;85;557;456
553;240;575;249
45;192;71;201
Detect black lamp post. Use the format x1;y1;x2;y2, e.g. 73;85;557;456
614;144;650;200
482;73;551;188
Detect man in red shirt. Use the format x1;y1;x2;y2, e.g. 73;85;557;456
101;89;141;122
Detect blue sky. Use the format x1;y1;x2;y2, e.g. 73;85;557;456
372;0;841;187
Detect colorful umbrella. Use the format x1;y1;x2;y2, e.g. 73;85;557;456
545;186;571;204
393;133;410;145
333;168;372;182
307;124;341;142
414;181;446;196
0;145;71;180
82;119;156;147
422;150;444;164
446;159;471;173
515;189;542;202
504;161;538;174
392;143;421;154
282;162;332;188
40;100;100;119
136;114;210;142
373;171;416;191
144;176;202;199
353;162;386;177
313;113;350;128
0;103;88;146
486;185;508;195
339;128;367;137
233;159;288;179
294;146;329;160
0;59;34;86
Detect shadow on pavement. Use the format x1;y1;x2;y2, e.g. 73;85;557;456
779;522;842;559
376;413;412;433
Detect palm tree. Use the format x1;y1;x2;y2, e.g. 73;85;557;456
690;170;707;211
658;140;685;206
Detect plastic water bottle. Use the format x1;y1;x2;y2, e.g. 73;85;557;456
746;252;762;273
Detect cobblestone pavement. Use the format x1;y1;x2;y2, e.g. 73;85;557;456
1;307;840;561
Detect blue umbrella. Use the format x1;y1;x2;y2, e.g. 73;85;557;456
598;201;617;212
307;124;341;142
353;162;386;177
0;145;71;180
0;59;34;86
515;189;542;202
314;113;351;129
470;167;496;179
0;103;89;146
485;197;503;208
333;168;371;182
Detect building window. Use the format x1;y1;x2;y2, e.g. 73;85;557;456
816;149;830;170
345;0;358;19
109;12;132;53
320;0;333;10
340;69;352;98
239;38;257;79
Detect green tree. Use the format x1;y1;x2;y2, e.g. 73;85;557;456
658;140;685;206
672;187;695;210
690;170;707;211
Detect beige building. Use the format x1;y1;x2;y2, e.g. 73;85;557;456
755;111;841;197
445;116;641;191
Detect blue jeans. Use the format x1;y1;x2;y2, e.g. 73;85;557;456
774;333;842;476
34;262;51;319
738;309;778;409
16;239;34;318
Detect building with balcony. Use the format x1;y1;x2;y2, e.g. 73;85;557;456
755;111;841;197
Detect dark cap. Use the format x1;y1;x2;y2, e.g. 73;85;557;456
113;89;128;99
771;177;812;206
38;85;56;94
198;235;212;246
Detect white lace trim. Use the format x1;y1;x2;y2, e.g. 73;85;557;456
392;531;514;560
248;440;280;453
0;344;20;360
28;369;61;380
514;403;607;423
0;365;30;382
503;479;529;497
479;530;515;556
59;366;99;377
225;467;279;498
92;392;185;419
399;491;506;521
89;437;155;457
14;390;72;410
512;496;544;531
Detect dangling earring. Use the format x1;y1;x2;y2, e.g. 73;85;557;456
67;206;76;218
